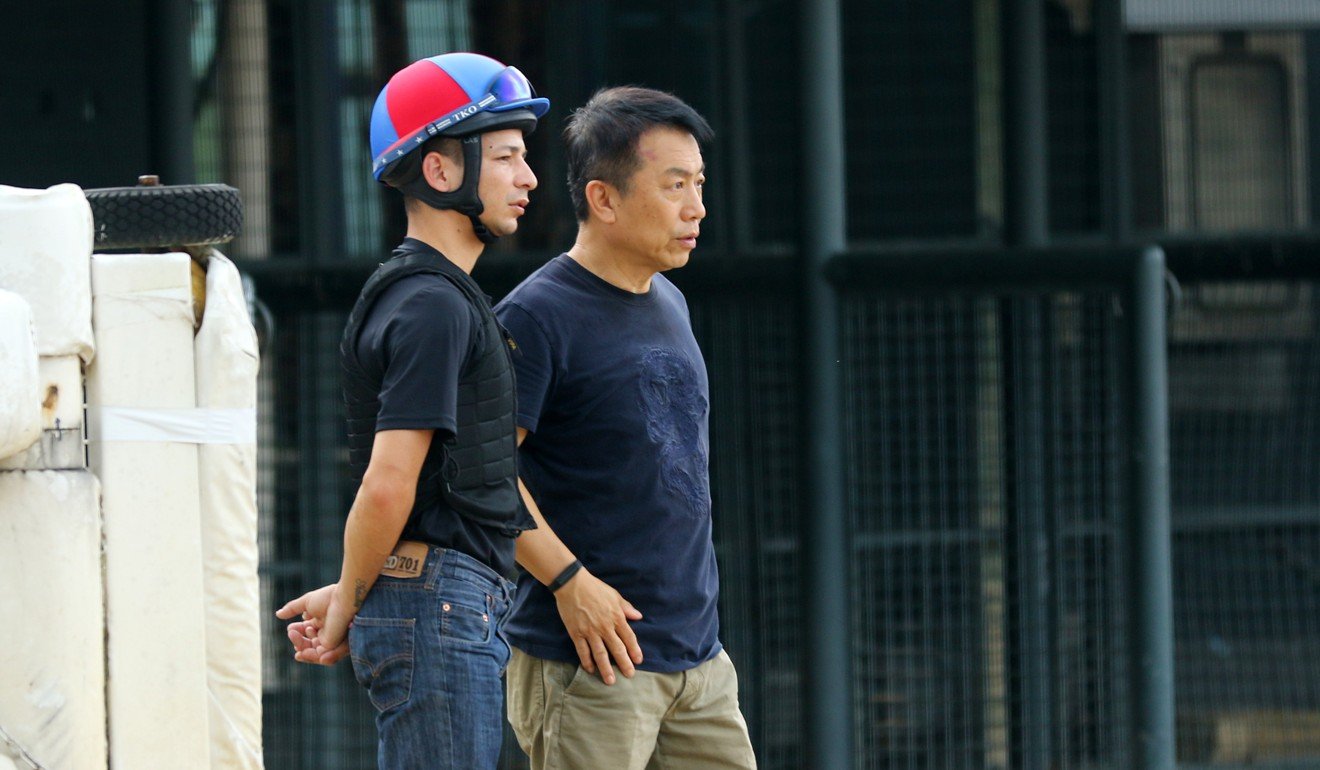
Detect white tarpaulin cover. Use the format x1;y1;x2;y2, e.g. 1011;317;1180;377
86;252;211;769
0;290;40;460
195;251;264;768
94;406;256;444
0;470;106;770
0;184;94;363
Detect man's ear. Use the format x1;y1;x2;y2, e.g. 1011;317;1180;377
584;180;618;224
421;150;463;193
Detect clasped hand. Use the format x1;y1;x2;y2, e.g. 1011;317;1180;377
275;583;352;666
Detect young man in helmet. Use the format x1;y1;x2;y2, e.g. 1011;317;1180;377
496;87;757;769
275;52;546;768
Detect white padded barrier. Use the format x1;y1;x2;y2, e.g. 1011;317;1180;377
0;470;106;770
0;291;40;460
0;356;87;471
86;252;211;769
0;184;94;363
195;251;263;768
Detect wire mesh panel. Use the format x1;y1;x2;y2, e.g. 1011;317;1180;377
336;0;474;260
740;0;800;249
250;281;806;770
1168;280;1320;768
190;0;280;258
202;0;1320;765
258;310;379;769
844;295;999;768
691;291;806;770
841;289;1129;770
1043;294;1129;769
256;306;307;770
841;0;981;241
1045;4;1102;235
246;261;1320;770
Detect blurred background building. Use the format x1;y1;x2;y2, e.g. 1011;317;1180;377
2;1;1319;768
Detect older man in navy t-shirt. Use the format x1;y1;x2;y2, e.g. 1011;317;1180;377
497;87;756;770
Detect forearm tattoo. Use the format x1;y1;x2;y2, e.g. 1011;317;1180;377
354;579;368;608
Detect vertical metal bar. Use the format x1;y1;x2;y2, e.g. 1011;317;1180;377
799;1;851;768
292;3;353;766
582;0;609;90
370;0;409;246
148;0;195;184
1002;0;1049;244
1004;298;1055;770
1097;0;1133;241
1126;246;1176;770
1002;1;1052;765
712;0;757;730
221;0;274;258
291;0;347;585
294;0;346;264
724;0;753;250
973;0;1005;236
975;299;1010;770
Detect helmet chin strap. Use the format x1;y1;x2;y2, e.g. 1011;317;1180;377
397;135;499;244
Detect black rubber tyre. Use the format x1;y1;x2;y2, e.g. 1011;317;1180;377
85;183;244;249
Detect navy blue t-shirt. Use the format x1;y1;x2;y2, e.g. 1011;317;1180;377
495;254;721;673
353;239;519;577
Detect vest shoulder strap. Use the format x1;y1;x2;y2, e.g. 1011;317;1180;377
340;252;485;368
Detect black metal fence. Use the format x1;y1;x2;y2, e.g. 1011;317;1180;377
1167;277;1320;769
243;244;1320;769
4;0;1319;766
164;0;1320;765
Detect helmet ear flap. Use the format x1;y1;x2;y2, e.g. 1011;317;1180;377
380;150;423;189
381;134;460;191
394;134;487;223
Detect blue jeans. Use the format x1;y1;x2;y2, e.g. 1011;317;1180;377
348;546;515;769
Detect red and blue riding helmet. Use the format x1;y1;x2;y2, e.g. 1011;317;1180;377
370;53;549;241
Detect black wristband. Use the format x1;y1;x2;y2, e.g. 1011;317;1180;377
547;559;583;593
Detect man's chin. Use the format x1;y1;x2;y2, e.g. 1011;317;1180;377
480;217;519;239
665;252;691;270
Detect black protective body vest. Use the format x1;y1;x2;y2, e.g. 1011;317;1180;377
340;248;533;536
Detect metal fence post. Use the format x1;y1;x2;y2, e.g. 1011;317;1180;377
799;0;851;768
1003;0;1048;246
294;0;346;264
1127;246;1177;769
292;2;356;766
148;0;195;184
1002;0;1053;764
1003;298;1055;770
1096;0;1132;241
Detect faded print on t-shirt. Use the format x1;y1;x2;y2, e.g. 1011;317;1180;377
637;346;710;518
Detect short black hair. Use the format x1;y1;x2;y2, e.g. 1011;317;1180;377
563;86;713;222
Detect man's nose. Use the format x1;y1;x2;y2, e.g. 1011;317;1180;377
686;192;706;220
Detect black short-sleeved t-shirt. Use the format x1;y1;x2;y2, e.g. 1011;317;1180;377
495;254;722;673
353;242;518;577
